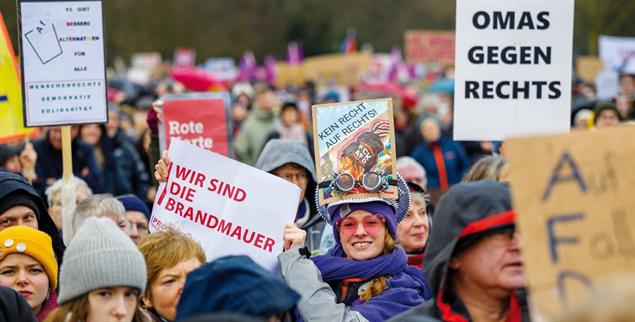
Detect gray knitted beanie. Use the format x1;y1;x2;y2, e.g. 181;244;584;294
58;217;147;304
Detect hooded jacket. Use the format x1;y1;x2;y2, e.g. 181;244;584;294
255;139;324;251
0;171;65;264
390;180;530;322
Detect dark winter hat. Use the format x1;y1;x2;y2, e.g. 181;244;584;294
0;144;19;168
0;171;65;263
593;102;623;125
0;191;40;219
116;194;150;220
176;255;300;319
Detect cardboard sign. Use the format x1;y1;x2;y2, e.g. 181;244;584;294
312;98;398;205
575;56;604;84
404;30;455;65
0;13;37;143
18;0;107;127
160;92;232;157
151;139;300;270
274;62;305;88
453;0;574;141
506;126;635;318
303;53;372;86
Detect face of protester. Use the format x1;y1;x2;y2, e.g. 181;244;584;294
421;119;441;143
126;211;148;244
48;190;90;231
87;287;140;322
397;202;429;253
273;164;308;205
2;155;21;173
398;166;426;190
595;110;621;128
281;108;300;127
619;75;635;97
48;127;63;150
255;91;277;113
0;254;50;315
106;214;130;236
80;124;102;146
105;111;120;138
144;257;202;321
339;210;386;261
0;206;38;231
450;228;526;294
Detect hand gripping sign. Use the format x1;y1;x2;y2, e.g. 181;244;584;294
151;139;300;270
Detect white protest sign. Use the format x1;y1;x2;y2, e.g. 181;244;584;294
150;139;300;270
204;58;237;80
453;0;574;141
19;0;107;126
598;35;635;71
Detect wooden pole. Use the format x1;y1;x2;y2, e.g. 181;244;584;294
60;126;76;245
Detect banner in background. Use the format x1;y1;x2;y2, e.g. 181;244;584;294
404;30;455;65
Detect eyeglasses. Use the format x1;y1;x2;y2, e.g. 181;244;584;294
336;215;385;237
320;171;397;193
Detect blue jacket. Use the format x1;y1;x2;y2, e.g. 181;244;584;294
410;137;471;190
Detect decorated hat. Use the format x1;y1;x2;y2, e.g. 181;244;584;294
311;98;410;225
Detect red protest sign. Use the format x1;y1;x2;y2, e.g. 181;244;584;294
163;97;231;156
404;30;455;65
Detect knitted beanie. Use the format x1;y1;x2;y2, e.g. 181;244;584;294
58;217;147;304
116;194;151;221
0;191;41;219
328;200;397;246
0;226;58;289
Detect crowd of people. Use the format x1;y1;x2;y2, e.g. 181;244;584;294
0;52;634;322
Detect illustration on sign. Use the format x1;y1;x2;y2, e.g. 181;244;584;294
24;20;63;64
313;98;398;205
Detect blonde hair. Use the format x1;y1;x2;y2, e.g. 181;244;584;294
136;227;206;299
359;233;396;302
462;156;509;183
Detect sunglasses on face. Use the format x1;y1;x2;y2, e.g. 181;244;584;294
336;215;385;237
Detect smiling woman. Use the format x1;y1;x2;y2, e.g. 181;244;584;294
280;193;432;321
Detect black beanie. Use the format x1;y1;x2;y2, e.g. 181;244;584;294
0;191;41;219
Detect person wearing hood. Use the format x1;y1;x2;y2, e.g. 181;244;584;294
0;171;65;264
255;139;323;251
390;180;529;322
410;114;470;204
33;127;102;195
175;255;300;321
280;192;431;321
234;85;280;166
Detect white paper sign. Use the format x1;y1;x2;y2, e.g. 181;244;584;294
598;35;635;71
19;0;107;126
150;139;300;270
204;58;237;80
453;0;574;141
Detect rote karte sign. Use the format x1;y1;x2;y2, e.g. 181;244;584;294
150;139;300;270
18;0;107;126
453;0;574;141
